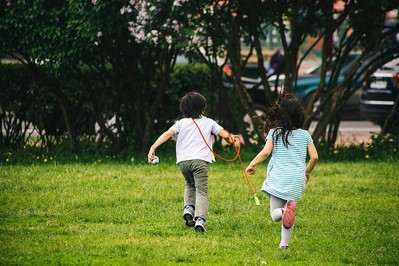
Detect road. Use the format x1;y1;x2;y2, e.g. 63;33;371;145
309;120;381;145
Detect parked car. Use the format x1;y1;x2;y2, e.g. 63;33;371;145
360;57;399;125
224;54;362;119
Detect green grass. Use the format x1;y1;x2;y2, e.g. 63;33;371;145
1;161;399;265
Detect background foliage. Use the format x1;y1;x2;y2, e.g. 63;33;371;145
1;0;399;155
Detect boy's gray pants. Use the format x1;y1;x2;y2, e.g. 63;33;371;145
178;159;209;220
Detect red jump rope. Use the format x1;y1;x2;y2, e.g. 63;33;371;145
191;118;260;206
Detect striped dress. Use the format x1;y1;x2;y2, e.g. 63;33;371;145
261;128;313;202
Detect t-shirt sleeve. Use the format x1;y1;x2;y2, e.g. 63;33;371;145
266;129;275;141
212;120;224;135
306;131;314;145
170;120;181;134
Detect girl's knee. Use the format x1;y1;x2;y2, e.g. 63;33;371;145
270;208;283;222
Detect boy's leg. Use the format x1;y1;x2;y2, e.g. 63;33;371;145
178;161;196;207
191;160;209;221
179;161;196;227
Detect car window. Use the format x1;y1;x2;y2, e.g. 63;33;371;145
379;58;399;72
307;54;360;75
241;64;261;79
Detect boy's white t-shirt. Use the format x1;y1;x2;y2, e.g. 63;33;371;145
170;116;223;164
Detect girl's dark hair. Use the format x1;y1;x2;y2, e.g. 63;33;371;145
264;93;305;147
179;92;207;118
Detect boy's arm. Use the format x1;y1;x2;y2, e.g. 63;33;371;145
218;129;240;146
245;140;273;175
148;129;175;162
306;143;318;183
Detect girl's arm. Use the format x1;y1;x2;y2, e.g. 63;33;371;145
148;129;175;162
245;140;274;175
306;143;318;183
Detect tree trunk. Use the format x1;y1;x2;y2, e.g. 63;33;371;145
228;8;265;142
54;88;77;145
140;50;174;154
251;21;276;107
381;90;399;136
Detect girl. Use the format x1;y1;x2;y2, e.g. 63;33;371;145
245;93;318;249
148;92;240;232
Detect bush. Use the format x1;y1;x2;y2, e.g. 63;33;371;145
0;63;215;152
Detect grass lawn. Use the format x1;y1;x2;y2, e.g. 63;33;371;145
1;161;398;265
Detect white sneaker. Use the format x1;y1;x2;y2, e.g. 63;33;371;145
183;206;195;227
194;218;206;232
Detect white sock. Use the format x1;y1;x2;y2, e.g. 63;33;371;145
279;224;294;247
271;208;283;222
270;195;285;221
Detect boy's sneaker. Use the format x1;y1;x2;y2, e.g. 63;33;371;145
282;200;297;229
194;218;206;232
183;206;195;227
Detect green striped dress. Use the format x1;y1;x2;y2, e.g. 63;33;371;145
261;128;313;202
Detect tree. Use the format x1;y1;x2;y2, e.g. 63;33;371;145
2;0;398;152
1;0;190;152
244;0;399;145
181;0;274;143
300;1;399;144
0;0;104;147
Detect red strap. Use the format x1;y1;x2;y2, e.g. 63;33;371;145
191;118;256;195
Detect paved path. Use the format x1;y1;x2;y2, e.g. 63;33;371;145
309;120;381;145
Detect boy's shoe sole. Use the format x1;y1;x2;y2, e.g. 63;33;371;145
194;219;206;232
282;200;297;229
183;207;195;227
183;213;195;227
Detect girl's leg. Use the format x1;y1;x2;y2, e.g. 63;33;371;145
279;224;294;248
270;195;285;221
269;195;294;248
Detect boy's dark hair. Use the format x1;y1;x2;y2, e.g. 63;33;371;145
264;93;305;147
179;92;207;118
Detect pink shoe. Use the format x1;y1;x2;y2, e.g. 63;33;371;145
282;200;297;229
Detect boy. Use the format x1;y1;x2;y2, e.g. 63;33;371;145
148;92;239;232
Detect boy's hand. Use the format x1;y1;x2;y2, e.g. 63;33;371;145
234;136;241;147
229;135;241;147
148;148;156;164
306;172;310;184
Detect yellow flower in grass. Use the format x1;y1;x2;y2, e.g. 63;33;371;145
333;149;339;154
44;158;48;163
365;154;370;159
